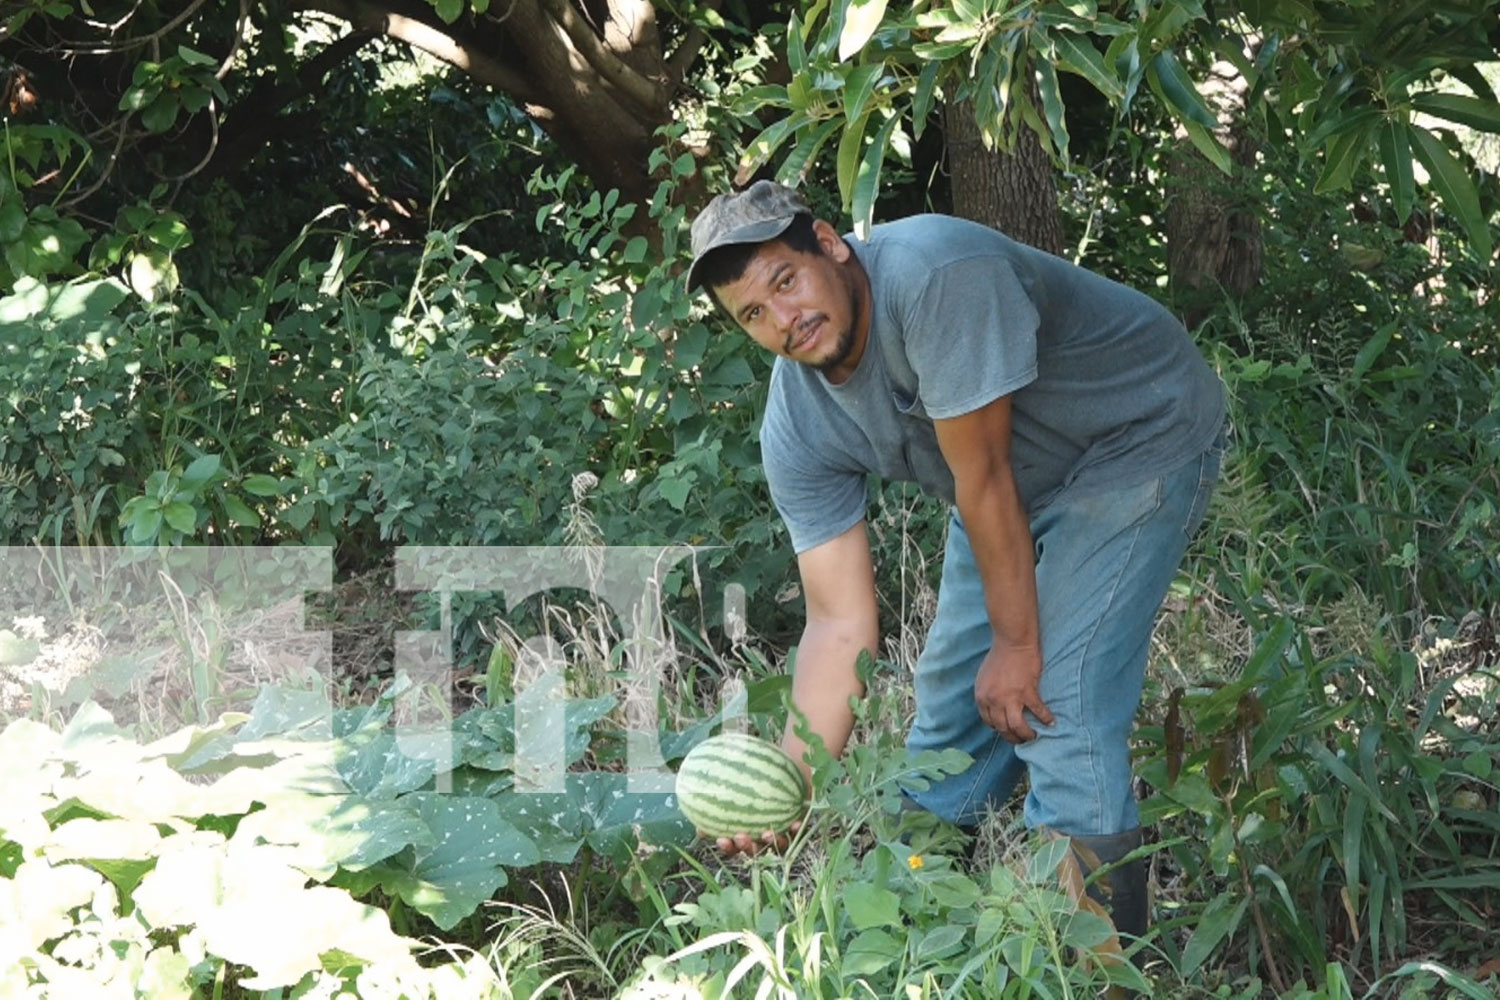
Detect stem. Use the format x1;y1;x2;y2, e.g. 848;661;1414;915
1225;790;1289;994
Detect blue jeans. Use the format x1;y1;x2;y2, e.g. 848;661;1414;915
905;431;1226;836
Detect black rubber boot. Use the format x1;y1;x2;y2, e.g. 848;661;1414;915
1066;827;1149;944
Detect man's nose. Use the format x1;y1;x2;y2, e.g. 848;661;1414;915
771;299;800;332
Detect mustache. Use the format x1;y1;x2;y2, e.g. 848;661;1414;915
785;315;826;352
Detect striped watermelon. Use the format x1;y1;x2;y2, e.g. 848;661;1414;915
674;732;807;837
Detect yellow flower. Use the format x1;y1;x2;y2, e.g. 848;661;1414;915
907;854;924;870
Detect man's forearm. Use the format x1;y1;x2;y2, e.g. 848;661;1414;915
955;472;1040;650
780;618;876;790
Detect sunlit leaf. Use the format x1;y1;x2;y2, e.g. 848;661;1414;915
839;0;888;61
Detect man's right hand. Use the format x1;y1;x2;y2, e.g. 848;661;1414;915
712;820;804;858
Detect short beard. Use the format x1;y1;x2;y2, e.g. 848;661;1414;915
812;279;863;376
813;324;856;376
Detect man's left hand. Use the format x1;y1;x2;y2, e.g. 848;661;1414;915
974;644;1054;744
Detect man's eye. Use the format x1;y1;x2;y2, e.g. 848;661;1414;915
778;275;794;290
747;307;761;321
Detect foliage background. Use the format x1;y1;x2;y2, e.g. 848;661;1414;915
1;0;1498;996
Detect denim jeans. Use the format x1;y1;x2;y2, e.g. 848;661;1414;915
904;429;1226;836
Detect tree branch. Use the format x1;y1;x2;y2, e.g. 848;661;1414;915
536;0;664;115
306;0;542;105
664;0;723;88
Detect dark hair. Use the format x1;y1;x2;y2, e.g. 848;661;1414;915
695;213;823;303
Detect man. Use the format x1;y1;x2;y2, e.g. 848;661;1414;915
684;180;1226;942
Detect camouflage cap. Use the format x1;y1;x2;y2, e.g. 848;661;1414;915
685;180;811;292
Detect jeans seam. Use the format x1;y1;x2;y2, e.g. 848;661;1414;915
1067;516;1146;834
955;733;1004;824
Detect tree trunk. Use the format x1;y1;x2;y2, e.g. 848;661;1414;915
1165;48;1263;327
943;95;1065;257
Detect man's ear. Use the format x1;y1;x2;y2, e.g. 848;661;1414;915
812;219;851;262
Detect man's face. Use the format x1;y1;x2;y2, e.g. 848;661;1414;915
712;219;868;383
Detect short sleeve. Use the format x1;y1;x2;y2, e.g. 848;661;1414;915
900;254;1040;419
759;397;868;554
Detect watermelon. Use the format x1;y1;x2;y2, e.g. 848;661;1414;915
674;732;807;837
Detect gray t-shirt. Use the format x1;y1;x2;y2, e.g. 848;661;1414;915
759;214;1226;554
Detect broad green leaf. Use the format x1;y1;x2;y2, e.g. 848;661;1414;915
1410;124;1493;261
843;927;903;976
0;200;25;242
913;923;967;960
1164;772;1219;814
1035;58;1070;162
836;110;872;208
736;114;802;184
851;114;900;239
777;118;841;186
1053;32;1123;102
235;791;432;873
432;0;464;23
843;61;885;124
1;859;105;951
137;839;421;990
839;0;888;61
844;881;902;929
1182;119;1232;174
912;61;942;138
1315;120;1374;194
140;94;178;133
220;495;260;527
577;772;689;864
366;792;539;930
180;452;222;487
175;45;215;66
1379;118;1415;224
1182;894;1247;974
1150;49;1216;128
241;473;283;497
161;500;198;534
1411;92;1500;133
1351;322;1396;381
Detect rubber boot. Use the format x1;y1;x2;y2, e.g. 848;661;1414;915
1067;827;1150;944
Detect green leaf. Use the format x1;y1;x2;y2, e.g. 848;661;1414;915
1053;32;1122;102
836;111;872;209
1379;118;1415;224
220;494;261;528
1164;772;1219;814
1315;119;1374;194
843;61;885;124
1150;49;1216;128
161;501;198;534
367;792;539;930
1351;322;1396;381
432;0;464;23
1035;58;1070;162
1411;92;1500;133
1182;894;1247;974
175;45;216;66
736;113;803;184
140;95;179;133
843;927;903;977
844;881;902;930
777;118;841;186
1182;119;1232;174
1410;124;1493;261
839;0;888;61
912;61;942;138
180;453;222;488
241;474;284;497
851;114;899;239
0;200;26;242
